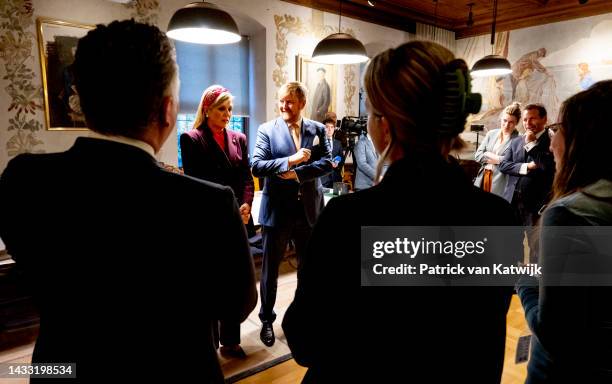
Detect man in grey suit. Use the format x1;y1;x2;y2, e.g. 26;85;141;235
354;130;380;190
251;81;332;347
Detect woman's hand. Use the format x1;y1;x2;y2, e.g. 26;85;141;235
239;203;251;224
484;151;501;165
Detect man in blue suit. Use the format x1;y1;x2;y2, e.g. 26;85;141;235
499;103;555;262
251;81;332;346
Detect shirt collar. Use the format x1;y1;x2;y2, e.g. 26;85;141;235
88;132;155;157
288;117;303;130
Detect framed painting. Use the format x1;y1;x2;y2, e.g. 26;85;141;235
295;54;336;123
37;17;94;130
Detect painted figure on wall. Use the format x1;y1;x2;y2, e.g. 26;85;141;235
515;67;533;105
578;62;594;90
511;48;550;100
311;67;331;123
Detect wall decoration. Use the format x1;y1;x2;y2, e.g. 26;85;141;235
273;14;308;90
0;0;45;156
124;0;159;25
36;18;94;131
343;65;356;116
296;54;336;123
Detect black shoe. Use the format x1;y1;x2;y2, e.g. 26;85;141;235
260;322;275;347
220;344;247;359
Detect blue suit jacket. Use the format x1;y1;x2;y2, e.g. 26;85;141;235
498;131;555;211
251;117;332;227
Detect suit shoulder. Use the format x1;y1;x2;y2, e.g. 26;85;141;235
158;169;235;201
4;152;65;175
180;129;200;141
509;135;523;146
305;119;325;130
485;129;500;138
258;118;278;131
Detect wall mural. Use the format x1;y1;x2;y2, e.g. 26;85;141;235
0;0;44;157
273;14;308;90
124;0;159;25
273;11;360;119
343;65;356;116
461;14;612;147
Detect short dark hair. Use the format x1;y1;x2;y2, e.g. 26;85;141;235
322;117;335;126
524;103;547;118
317;67;326;73
73;19;177;137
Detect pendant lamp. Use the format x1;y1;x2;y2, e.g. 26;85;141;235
167;2;241;44
312;0;368;64
471;0;511;77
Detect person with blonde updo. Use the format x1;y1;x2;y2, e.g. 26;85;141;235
283;41;520;382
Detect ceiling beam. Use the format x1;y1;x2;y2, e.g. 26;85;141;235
280;0;419;33
522;0;549;5
455;1;612;38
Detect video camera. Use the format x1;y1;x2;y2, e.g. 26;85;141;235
339;116;367;137
332;116;367;154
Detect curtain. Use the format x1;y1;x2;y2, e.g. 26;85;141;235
175;37;250;115
415;23;456;53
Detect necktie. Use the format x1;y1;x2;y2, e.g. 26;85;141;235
291;123;301;150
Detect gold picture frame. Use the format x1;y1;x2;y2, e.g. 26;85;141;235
296;54;337;123
37;17;95;131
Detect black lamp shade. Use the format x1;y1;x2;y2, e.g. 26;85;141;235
167;2;241;44
312;33;368;64
471;54;512;78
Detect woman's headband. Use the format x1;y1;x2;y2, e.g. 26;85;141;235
202;86;229;114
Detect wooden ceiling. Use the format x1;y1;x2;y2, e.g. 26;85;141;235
281;0;612;38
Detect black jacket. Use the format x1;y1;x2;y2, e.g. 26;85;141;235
283;151;520;383
0;138;257;383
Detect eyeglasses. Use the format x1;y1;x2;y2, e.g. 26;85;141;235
547;123;561;138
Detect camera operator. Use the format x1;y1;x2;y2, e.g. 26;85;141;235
320;117;344;188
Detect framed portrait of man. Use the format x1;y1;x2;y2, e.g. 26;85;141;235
37;17;95;131
296;54;336;123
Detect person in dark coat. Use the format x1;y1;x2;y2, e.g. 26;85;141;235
319;117;344;188
180;84;255;358
516;80;612;383
283;41;520;383
499;103;555;263
0;20;256;383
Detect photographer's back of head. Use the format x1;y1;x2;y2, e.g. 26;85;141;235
73;19;179;152
363;41;480;177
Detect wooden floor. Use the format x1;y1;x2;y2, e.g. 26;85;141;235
236;294;530;383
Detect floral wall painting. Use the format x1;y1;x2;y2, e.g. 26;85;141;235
296;54;336;123
37;17;94;130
